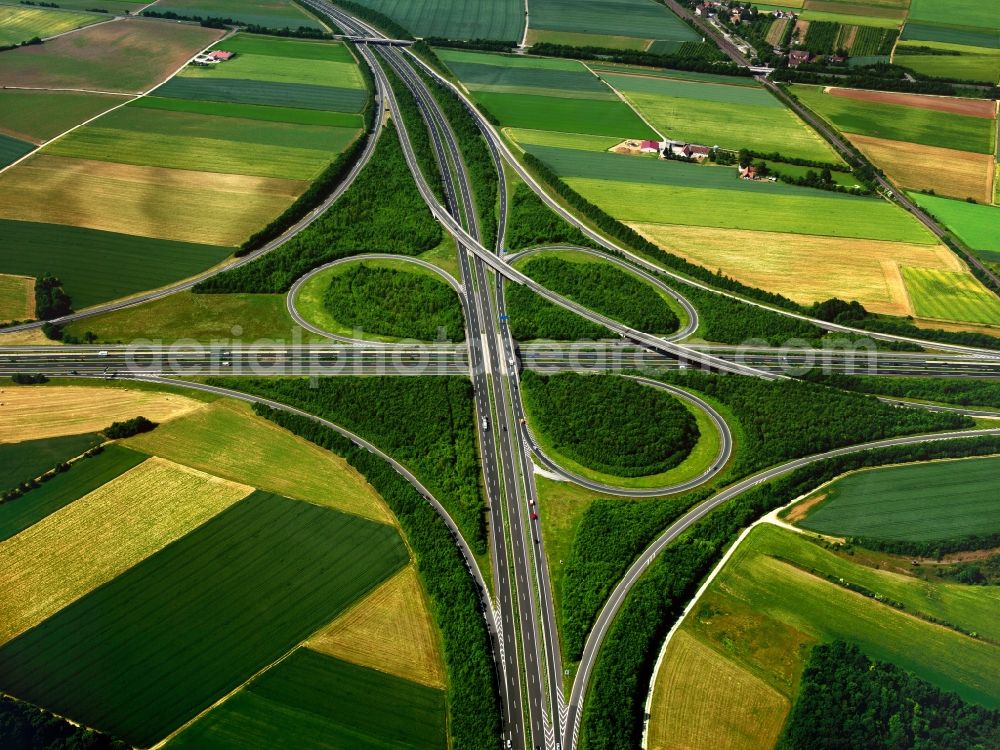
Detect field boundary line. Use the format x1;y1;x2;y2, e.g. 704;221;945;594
585;66;666;141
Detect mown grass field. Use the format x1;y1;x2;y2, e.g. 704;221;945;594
0;457;251;645
647;629;790;750
0;445;147;543
308;564;445;688
526;28;651;50
792;84;996;154
0;274;33;322
167;649;447;749
0;5;102;46
147;0;326;29
182;54;363;89
125;399;390;523
631;223;961;315
0;155;304;247
801;8;902;27
800;456;1000;541
0;384;205;442
893;41;1000;84
0;18;223;93
902;266;1000;324
528;0;699;49
0;491;408;746
345;0;523;41
0;220;232;309
153;76;366;111
911;192;1000;255
906;0;1000;35
132;95;364;127
0;433;102;493
0;90;123;143
602;73;840;162
509;128;624;151
483;90;658;139
62;290;318;343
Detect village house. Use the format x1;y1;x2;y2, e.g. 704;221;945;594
661;139;713;161
788;49;811;67
640;140;660;154
191;49;235;66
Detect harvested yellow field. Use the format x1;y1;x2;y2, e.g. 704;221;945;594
647;629;790;750
0;328;57;346
0;385;205;443
307;565;446;689
848;133;995;204
0;457;251;644
0;155;305;246
0;274;34;323
630;223;964;315
124;399;391;524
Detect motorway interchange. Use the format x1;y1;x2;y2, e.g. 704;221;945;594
3;6;1000;749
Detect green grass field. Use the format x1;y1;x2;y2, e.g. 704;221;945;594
0;433;103;495
147;0;325;29
167;650;446;749
448;60;615;100
0;491;407;747
902;266;1000;324
689;524;1000;708
906;0;1000;34
901;21;1000;49
0;445;147;543
910;192;1000;255
341;0;523;40
529;0;699;47
0;220;231;309
153;77;367;112
0;90;123;143
792;84;996;154
801;9;902;27
509;128;624;151
602;73;840;162
182;54;363;89
215;34;355;60
477;90;657;139
588;63;760;86
0;133;34;169
0;5;102;46
893;44;1000;83
131;96;363;127
799;456;1000;541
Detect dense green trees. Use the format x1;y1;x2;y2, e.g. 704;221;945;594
522;371;699;477
681;284;824;345
207;377;486;553
778;641;1000;750
0;695;127;749
384;66;445;204
35;274;71;320
505;183;597;252
520;256;679;334
321;264;465;341
251;405;499;750
506;284;609;341
102;416;156;440
195;122;441;294
802;372;1000;409
579;434;1000;750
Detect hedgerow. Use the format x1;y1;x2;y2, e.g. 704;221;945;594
801;372;1000;409
251;405;500;750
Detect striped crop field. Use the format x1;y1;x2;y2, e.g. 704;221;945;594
893;41;1000;85
0;491;408;746
0;5;102;46
901;266;1000;325
181;53;363;88
0;384;205;443
528;0;699;51
0;445;148;543
798;456;1000;541
338;0;523;41
910;192;1000;259
602;73;840;162
0;456;252;645
124;399;391;523
0;90;124;144
0;133;35;168
478;91;657;139
152;76;367;112
167;650;447;749
130;96;364;127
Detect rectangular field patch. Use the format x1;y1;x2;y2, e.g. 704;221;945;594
901;266;1000;325
0;133;35;168
152;76;367;112
0;384;206;443
147;0;325;30
826;87;997;118
0;89;124;144
0;491;408;747
0;273;34;322
0;456;252;645
910;192;1000;254
0;433;103;494
0;6;102;46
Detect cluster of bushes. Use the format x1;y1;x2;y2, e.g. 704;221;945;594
522;371;699;477
852;531;1000;560
35;274;71;320
10;373;47;385
680;284;824;346
103;416;156;439
207;377;486;553
250;405;499;750
933;553;1000;586
0;36;42;53
39;323;96;343
0;694;128;749
195;122;441;294
419;67;499;250
422;37;515;53
20;1;59;6
800;372;1000;409
1;445;103;505
528;42;752;78
519;256;679;333
505;183;598;252
332;0;411;39
560;371;972;659
384;66;445;203
579;434;1000;749
322;264;465;341
779;641;1000;750
505;284;609;341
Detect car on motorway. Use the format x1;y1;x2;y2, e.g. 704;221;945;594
530;512;538;520
97;351;108;357
481;417;489;431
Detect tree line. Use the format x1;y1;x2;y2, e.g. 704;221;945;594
385;65;446;204
207;376;486;553
103;416;156;440
522;371;699;477
251;405;500;750
778;641;1000;750
0;695;127;749
578;433;1000;750
505;183;600;252
801;371;1000;409
195;121;442;294
141;9;331;36
527;42;753;77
